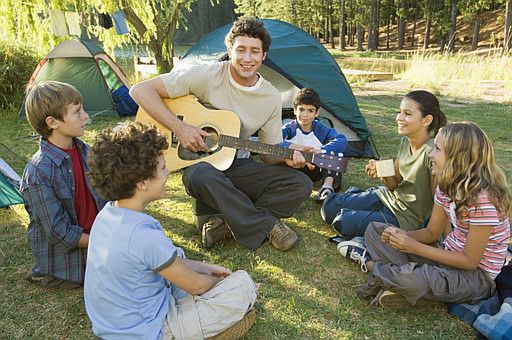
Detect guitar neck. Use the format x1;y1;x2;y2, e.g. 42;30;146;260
219;135;314;162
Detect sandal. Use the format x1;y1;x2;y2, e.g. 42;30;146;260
313;185;334;202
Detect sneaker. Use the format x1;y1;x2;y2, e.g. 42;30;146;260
25;268;45;283
337;241;370;272
268;220;299;251
208;308;256;339
313;185;334;202
202;217;233;249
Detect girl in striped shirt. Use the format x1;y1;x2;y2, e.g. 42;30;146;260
357;122;511;306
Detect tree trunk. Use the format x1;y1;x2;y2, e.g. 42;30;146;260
439;36;446;52
424;18;431;49
328;0;335;48
374;0;380;49
423;0;431;49
324;2;329;44
471;10;480;51
368;2;375;50
339;0;346;49
448;0;457;52
386;13;390;49
357;25;364;50
397;0;407;50
410;9;417;47
368;0;380;50
349;0;355;46
505;0;512;52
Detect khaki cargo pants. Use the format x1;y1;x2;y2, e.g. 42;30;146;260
361;222;496;305
161;270;257;339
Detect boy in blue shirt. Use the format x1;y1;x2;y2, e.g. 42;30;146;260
282;88;348;201
85;122;257;339
21;81;106;288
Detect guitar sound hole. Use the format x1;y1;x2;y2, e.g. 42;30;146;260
177;126;221;161
202;127;220;152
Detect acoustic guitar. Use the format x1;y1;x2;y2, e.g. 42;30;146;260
135;95;347;173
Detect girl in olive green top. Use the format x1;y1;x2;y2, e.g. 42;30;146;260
321;90;447;237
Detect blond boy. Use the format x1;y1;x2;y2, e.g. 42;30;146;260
21;81;106;288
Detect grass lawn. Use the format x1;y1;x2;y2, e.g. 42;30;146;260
0;91;510;339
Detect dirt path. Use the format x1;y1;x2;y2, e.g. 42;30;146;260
352;79;510;104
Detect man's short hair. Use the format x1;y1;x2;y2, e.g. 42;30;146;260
25;81;83;139
293;88;321;110
225;17;271;53
88;122;169;201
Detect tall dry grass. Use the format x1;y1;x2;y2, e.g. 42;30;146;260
401;51;512;102
0;37;41;109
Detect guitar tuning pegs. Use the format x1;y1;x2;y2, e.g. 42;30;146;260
321;149;327;154
338;153;343;157
330;151;335;155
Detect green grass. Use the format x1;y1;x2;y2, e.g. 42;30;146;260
1;93;511;339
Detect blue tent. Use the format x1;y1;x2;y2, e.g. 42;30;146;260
0;158;23;207
180;19;374;157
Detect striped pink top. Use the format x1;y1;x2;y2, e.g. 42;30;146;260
435;187;510;279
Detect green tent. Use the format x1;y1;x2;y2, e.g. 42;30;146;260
0;158;23;207
19;39;131;118
180;19;374;157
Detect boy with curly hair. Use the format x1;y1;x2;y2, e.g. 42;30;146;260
21;80;106;289
85;122;257;339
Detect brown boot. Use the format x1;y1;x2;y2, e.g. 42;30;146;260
207;309;257;340
202;216;233;249
268;220;298;251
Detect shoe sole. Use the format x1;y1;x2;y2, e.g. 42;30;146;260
378;291;445;308
271;236;299;251
202;227;214;249
378;291;409;308
207;308;256;340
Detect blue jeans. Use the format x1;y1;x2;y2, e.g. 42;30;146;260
320;187;399;237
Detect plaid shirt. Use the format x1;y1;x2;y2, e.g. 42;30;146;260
20;138;106;284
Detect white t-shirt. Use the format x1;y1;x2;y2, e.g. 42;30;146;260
160;61;283;157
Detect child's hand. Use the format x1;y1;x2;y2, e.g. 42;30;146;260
381;226;406;243
388;230;417;254
366;159;378;178
207;264;232;278
288;143;305;151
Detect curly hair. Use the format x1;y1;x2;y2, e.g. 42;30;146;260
225;16;271;53
436;122;512;219
88;122;169;201
293;88;321;110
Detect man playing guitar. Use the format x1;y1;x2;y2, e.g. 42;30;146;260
130;17;312;251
